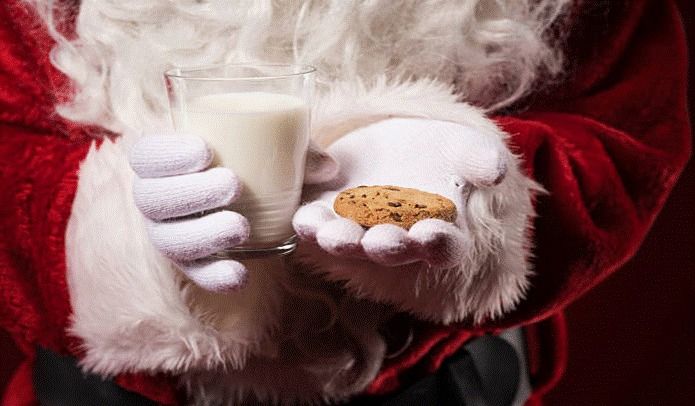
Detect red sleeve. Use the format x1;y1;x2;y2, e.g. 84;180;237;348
0;1;91;355
492;0;691;327
365;0;690;397
0;3;179;405
0;123;89;354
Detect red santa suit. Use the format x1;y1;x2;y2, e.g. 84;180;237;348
0;0;690;405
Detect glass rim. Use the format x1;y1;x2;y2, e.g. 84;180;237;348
164;63;316;81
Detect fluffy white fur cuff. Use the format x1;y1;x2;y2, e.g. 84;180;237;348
313;76;502;148
65;139;285;376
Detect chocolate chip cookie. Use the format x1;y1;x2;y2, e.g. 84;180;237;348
333;185;457;229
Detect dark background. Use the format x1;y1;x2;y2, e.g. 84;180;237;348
1;2;694;405
544;1;695;404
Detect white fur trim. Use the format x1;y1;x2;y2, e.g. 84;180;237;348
179;294;388;406
65;139;284;376
312;77;495;147
65;137;385;404
65;78;537;404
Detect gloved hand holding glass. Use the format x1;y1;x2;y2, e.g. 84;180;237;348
128;64;329;291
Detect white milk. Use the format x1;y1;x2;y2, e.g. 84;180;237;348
175;92;310;247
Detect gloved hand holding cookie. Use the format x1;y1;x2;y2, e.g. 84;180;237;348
293;117;534;323
299;183;467;268
331;185;463;267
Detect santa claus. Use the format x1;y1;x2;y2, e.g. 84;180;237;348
0;0;690;405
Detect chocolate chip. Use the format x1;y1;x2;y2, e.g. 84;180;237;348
414;203;427;208
387;201;402;207
390;212;402;222
361;194;367;198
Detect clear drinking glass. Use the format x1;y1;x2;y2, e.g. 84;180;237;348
164;64;315;257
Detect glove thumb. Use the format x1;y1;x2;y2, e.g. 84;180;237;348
304;140;339;184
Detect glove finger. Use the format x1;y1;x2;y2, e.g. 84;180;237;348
303;140;340;184
433;122;508;187
361;224;418;266
146;211;250;262
408;219;469;268
315;217;365;257
292;201;338;241
129;134;213;178
133;167;242;220
179;259;248;292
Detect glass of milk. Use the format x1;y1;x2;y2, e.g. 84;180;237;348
164;64;315;257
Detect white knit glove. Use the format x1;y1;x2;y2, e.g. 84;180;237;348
292;118;527;323
293;118;507;267
128;134;337;292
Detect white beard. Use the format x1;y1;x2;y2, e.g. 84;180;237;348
30;0;571;134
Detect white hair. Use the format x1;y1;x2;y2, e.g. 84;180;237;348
28;0;571;134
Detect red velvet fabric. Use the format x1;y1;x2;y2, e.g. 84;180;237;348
0;361;36;406
0;2;178;405
372;0;691;397
495;0;690;327
544;2;695;398
0;0;690;405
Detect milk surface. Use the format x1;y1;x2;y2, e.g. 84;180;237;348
175;92;310;246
